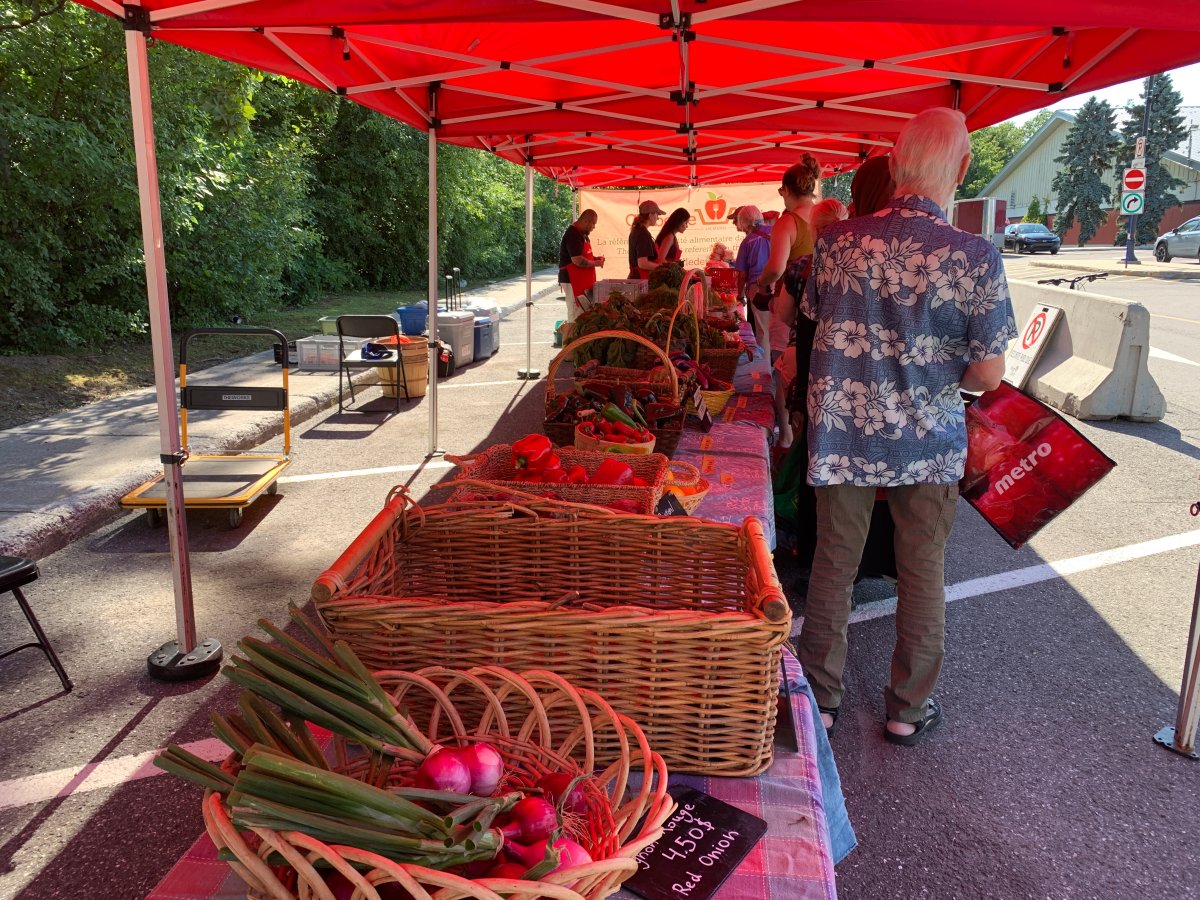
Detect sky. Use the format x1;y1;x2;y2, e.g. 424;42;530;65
1009;62;1200;123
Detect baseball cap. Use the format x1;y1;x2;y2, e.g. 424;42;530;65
638;200;665;215
726;206;742;221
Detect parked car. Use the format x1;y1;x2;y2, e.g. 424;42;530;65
1003;223;1061;254
1153;216;1200;262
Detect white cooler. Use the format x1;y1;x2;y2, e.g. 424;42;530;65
463;298;501;354
436;309;476;368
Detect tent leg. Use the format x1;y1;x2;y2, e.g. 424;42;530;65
517;160;540;380
124;16;220;682
427;106;443;457
1154;553;1200;760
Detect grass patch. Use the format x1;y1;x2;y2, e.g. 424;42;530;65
0;289;426;431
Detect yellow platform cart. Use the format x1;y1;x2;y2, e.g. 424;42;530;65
121;327;293;529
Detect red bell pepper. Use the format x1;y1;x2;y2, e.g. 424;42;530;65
592;457;635;486
565;465;589;484
540;452;565;483
512;434;553;474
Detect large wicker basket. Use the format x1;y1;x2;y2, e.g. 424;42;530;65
446;446;693;515
546;330;683;459
312;490;791;776
202;665;673;900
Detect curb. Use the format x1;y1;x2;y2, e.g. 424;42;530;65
1020;258;1199;281
0;276;562;561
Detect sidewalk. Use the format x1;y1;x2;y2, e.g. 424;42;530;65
1007;245;1200;280
0;270;562;560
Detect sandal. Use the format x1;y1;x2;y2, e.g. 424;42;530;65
884;698;942;747
818;705;841;739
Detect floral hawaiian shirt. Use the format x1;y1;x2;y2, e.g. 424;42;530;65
800;194;1017;487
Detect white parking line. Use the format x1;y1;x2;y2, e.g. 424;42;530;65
0;738;229;811
278;460;454;484
7;527;1196;811
1149;347;1200;367
846;527;1200;624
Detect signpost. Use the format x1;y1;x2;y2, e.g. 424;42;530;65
1004;304;1063;389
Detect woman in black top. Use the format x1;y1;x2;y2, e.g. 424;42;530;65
628;200;664;278
654;207;691;265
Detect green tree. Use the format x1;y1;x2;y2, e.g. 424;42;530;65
1022;195;1043;223
822;171;853;205
958;110;1053;200
1050;97;1121;245
1116;73;1189;243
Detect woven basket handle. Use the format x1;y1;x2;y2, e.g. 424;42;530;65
312;487;422;604
664;460;701;488
667;270;706;365
448;477;622;518
547;328;680;402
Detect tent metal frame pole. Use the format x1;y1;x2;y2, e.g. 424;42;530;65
1154;515;1200;761
517;156;540;380
123;5;221;682
428;88;443;457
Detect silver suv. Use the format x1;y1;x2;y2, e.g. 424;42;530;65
1153;216;1200;262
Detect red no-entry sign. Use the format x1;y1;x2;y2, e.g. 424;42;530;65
1123;168;1146;191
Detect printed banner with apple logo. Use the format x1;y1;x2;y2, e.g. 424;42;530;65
579;183;780;278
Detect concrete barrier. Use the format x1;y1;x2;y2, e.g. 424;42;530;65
1007;280;1165;421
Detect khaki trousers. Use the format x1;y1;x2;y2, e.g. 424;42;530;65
797;482;958;723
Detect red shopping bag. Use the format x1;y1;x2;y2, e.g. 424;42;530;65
960;382;1115;549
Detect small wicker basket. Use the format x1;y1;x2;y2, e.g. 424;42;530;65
313;489;791;776
202;665;673;900
663;465;712;515
546;330;683;458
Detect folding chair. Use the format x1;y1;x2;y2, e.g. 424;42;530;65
337;314;408;414
1;556;72;692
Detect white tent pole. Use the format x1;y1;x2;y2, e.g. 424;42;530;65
518;154;540;379
427;87;442;456
123;4;220;681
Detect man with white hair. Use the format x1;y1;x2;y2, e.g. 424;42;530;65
796;107;1016;746
732;204;772;352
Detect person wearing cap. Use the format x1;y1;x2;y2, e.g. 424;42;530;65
628;200;665;279
558;209;604;323
732;205;772;347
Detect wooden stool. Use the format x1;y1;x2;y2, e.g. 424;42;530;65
0;556;72;692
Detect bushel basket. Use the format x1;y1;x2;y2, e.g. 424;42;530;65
202;664;673;900
312;489;791;776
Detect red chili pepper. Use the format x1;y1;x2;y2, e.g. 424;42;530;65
592;457;635;486
512;434;553;474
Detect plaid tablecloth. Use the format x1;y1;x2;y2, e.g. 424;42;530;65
147;652;845;900
675;423;776;549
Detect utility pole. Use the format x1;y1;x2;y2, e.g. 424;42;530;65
1123;74;1155;265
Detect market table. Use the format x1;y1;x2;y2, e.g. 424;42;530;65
146;651;849;900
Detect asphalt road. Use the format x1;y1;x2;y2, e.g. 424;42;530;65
3;273;1200;899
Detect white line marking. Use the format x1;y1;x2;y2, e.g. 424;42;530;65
438;378;533;389
278;460;454;484
848;528;1200;625
0;738;230;811
1149;346;1200;367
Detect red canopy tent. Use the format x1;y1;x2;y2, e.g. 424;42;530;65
73;0;1200;676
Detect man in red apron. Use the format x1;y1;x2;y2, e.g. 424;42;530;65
558;209;604;324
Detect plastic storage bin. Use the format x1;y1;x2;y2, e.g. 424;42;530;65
473;317;497;359
296;335;367;371
464;298;501;355
395;304;430;337
436;309;475;368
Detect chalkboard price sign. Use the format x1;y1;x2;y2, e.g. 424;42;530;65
690;386;715;433
624;785;767;900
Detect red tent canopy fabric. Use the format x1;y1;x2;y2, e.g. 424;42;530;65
81;1;1200;186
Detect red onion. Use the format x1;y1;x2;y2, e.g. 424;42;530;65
414;746;472;793
537;772;589;816
486;862;529;879
508;835;593;873
457;741;504;796
508;797;558;843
